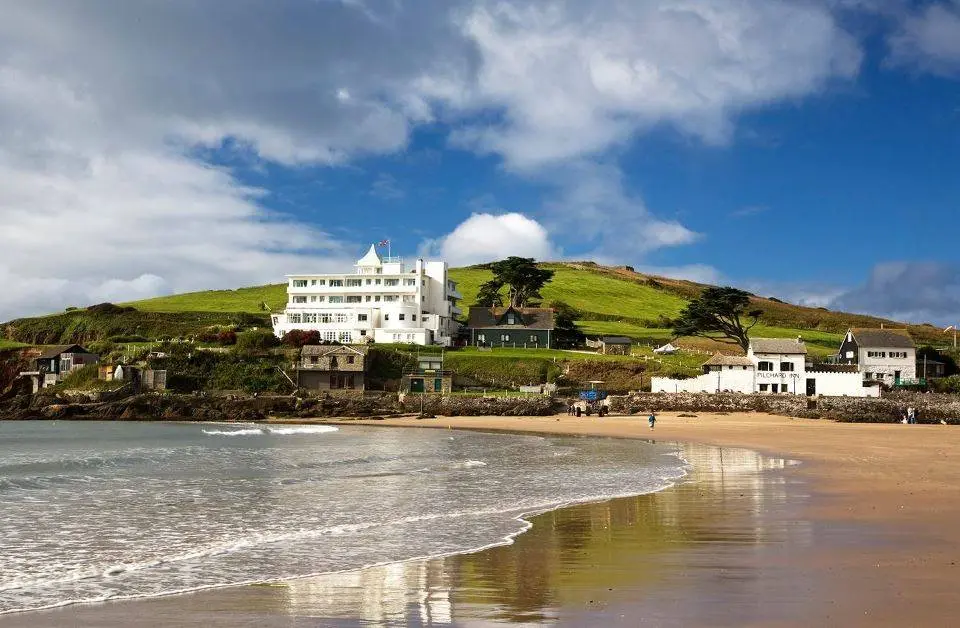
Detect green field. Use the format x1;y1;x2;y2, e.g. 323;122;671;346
5;260;943;355
0;340;28;350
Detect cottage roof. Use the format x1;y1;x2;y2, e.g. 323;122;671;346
467;307;555;330
703;353;754;367
600;336;633;345
356;244;382;267
301;344;369;357
850;328;915;349
36;344;90;360
749;338;808;355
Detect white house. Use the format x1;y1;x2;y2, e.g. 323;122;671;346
271;245;463;346
836;328;917;385
652;337;877;397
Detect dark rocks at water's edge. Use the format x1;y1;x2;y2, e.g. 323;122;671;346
0;391;566;422
611;392;960;424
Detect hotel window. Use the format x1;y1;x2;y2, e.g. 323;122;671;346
311;280;317;286
780;362;794;372
384;295;398;302
323;331;336;342
317;280;326;286
346;296;362;303
393;333;402;341
358;314;368;322
338;332;351;342
384;314;390;321
289;314;302;324
330;280;344;287
384;279;399;287
317;296;325;302
365;296;372;302
403;278;416;286
303;313;317;323
320;313;332;324
366;279;372;285
346;279;362;287
411;314;417;321
375;279;381;285
329;296;344;303
375;296;381;302
292;296;308;304
292;279;308;288
758;361;774;371
399;314;405;321
335;313;348;323
310;296;317;303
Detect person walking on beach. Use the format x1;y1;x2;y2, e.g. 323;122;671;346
908;406;916;424
648;412;656;430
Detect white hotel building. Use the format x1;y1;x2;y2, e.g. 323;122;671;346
271;245;463;346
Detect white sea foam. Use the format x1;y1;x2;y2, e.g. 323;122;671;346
459;460;487;468
202;425;338;437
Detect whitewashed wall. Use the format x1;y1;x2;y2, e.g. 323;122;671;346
652;370;754;394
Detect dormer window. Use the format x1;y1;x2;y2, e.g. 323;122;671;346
507;313;516;325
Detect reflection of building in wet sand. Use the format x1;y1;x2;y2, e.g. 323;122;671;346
279;560;453;625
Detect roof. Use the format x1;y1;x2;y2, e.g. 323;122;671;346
749;338;808;355
850;328;915;349
301;345;369;357
356;244;382;267
467;307;556;330
703;353;754;367
600;336;633;344
36;344;91;359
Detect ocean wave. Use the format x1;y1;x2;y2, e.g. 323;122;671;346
202;425;339;437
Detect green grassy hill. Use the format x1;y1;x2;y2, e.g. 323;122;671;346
2;261;949;359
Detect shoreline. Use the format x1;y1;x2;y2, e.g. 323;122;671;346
4;412;959;626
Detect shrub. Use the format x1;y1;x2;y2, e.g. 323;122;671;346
216;330;237;346
57;364;100;389
281;329;322;349
235;329;280;355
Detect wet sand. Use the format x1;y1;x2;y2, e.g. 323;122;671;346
5;412;959;626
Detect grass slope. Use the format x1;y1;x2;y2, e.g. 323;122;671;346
5;261;947;355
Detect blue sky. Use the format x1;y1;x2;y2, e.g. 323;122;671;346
0;0;958;324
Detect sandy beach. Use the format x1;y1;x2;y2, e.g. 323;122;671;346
5;412;958;627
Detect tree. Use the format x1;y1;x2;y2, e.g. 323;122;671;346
672;287;761;353
550;300;584;348
235;329;280;355
477;257;554;309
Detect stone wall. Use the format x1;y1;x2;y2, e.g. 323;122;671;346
610;391;960;424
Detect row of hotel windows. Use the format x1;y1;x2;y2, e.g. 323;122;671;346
287;312;421;324
757;361;796;372
867;351;908;359
292;278;421;288
291;295;422;304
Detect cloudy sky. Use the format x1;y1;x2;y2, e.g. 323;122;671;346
0;0;958;324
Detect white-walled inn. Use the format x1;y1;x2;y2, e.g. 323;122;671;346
271;245;463;346
652;337;880;398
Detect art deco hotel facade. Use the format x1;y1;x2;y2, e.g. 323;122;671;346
271;245;463;346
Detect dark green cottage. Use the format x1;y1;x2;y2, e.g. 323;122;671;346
467;306;556;349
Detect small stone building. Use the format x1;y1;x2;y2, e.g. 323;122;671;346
401;355;452;394
297;345;368;391
588;336;633;355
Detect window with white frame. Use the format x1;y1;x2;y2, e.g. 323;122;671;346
346;296;362;303
346;279;362;287
310;296;317;303
329;296;344;304
292;279;308;288
403;278;416;286
292;296;307;304
330;279;344;287
335;313;348;323
384;279;399;287
320;313;332;324
500;334;510;342
311;279;317;286
338;331;351;342
358;314;368;322
289;314;302;324
323;331;336;342
383;295;398;302
398;314;405;321
303;313;317;323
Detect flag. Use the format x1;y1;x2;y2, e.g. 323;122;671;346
377;239;390;247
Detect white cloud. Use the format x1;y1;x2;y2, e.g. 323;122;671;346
828;261;960;325
888;1;960;75
422;0;862;169
0;0;867;320
423;213;558;266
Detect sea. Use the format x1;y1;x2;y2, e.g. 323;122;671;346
0;421;689;616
